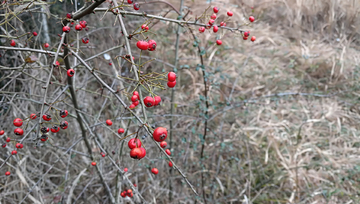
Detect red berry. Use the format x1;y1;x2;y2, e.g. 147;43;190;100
55;61;60;66
101;153;105;157
199;27;205;33
249;16;255;22
128;138;142;149
153;127;167;142
127;189;132;194
67;69;75;77
167;80;176;88
10;40;15;47
213;25;218;33
118;128;125;134
44;43;49;48
82;37;89;44
62;26;70;33
129;192;133;197
243;36;248;40
134;184;137;187
168;72;176;82
60;121;68;129
160;141;167;148
129;104;136;109
136;40;149;50
91;162;96;166
220;22;226;27
210;13;217;20
109;62;112;65
0;130;4;135
154;96;161;106
32;31;38;36
66;13;72;19
13;118;23;127
75;24;82;31
60;110;68;118
30;113;37;119
131;95;138;102
124;168;128;172
121;191;126;197
40;135;48;142
168;161;173;167
151;168;158;175
14;128;24;136
133;91;139;96
143;96;155;107
227;11;233;16
2;143;6;148
244;31;250;37
133;3;140;10
251;36;256;42
208;19;215;25
15;143;22;148
213;7;219;13
216;40;222;45
11;150;17;155
141;24;149;30
127;0;133;3
165;149;171;155
133;100;139;106
42;114;51;121
106;119;112;126
130;147;142;159
41;127;50;133
6;137;10;142
148;39;157;51
51;125;60;133
79;21;87;28
5;171;10;176
139;147;146;159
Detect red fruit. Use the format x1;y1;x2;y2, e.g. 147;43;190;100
44;43;49;48
151;168;158;175
60;121;68;129
75;24;82;31
30;113;37;119
168;161;173;167
213;7;219;13
251;36;256;42
41;127;50;133
101;153;105;157
133;100;139;106
153;127;167;142
121;191;126;197
55;61;60;66
124;168;128;172
129;104;136;109
62;26;70;33
220;22;226;27
136;40;149;50
213;25;218;33
118;128;125;134
20;143;23;148
133;3;140;10
60;110;68;118
0;130;4;135
244;31;250;37
199;27;205;33
131;95;138;102
10;40;15;47
216;40;222;45
243;36;248;40
168;72;176;82
106;119;112;126
11;150;17;155
14;128;24;136
127;0;133;3
129;192;133;197
249;16;255;22
133;91;139;96
13;118;23;127
134;184;137;187
6;137;10;142
67;69;75;77
66;13;72;19
42;114;51;121
82;37;89;44
2;143;6;148
51;125;60;133
32;31;38;36
139;147;146;159
143;96;155;107
148;39;157;51
40;135;48;142
15;143;22;148
79;20;87;28
210;13;217;20
208;19;215;25
160;141;167;148
5;171;10;176
91;162;96;166
130;147;142;159
109;62;112;65
227;11;233;16
165;149;171;155
128;138;142;149
167;80;176;88
141;24;149;30
154;96;161;106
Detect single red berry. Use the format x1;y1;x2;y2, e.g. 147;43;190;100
66;13;72;19
79;20;87;28
0;130;4;135
154;96;161;106
41;127;50;133
130;147;142;159
32;31;38;36
67;69;75;77
127;0;133;3
141;24;149;30
51;125;60;133
129;104;136;109
243;36;248;40
208;19;215;25
5;171;10;176
210;13;217;20
11;150;17;155
124;168;128;172
133;3;140;10
148;39;157;51
10;40;15;47
118;128;125;134
167;80;176;88
40;135;48;142
136;40;149;50
91;162;96;166
216;40;222;45
131;95;138;102
168;72;176;82
15;143;22;148
213;7;219;13
30;113;37;119
165;149;171;155
106;119;112;126
251;36;256;42
160;141;167;148
249;16;255;22
168;161;173;167
20;143;23;148
101;153;105;157
133;100;139;106
127;189;132;194
244;31;250;37
220;22;226;27
153;127;167;142
128;138;142;149
62;26;70;33
227;11;233;16
60;121;68;129
60;110;68;118
44;43;49;48
129;192;133;197
42;114;51;121
134;184;137;187
199;27;205;33
143;96;155;107
14;128;24;136
2;143;6;148
213;25;219;33
55;61;60;66
133;91;139;97
6;137;10;142
13;118;23;127
75;24;82;31
121;191;126;197
151;168;158;175
82;37;89;44
139;147;146;159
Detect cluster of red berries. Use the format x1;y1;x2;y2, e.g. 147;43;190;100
40;110;69;142
128;137;146;159
127;0;140;11
62;18;89;45
136;39;157;51
167;72;176;88
121;189;134;198
129;91;140;109
143;95;161;108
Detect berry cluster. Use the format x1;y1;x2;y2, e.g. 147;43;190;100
167;72;176;88
136;39;157;51
121;189;134;198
